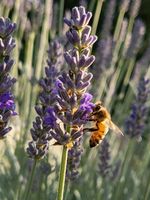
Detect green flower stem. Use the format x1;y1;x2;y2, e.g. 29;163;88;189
64;180;70;200
145;66;150;79
103;178;109;200
91;0;104;36
113;7;126;41
21;32;36;145
58;0;64;36
133;142;150;200
107;16;134;104
25;32;36;79
107;57;125;108
123;16;134;50
0;5;4;16
113;139;135;199
120;58;135;99
105;56;125;107
35;0;51;80
96;75;107;101
24;159;37;200
57;146;69;200
12;0;21;23
3;7;10;18
144;174;150;200
126;16;135;37
88;0;96;12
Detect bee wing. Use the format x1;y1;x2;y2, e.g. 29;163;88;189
108;120;124;136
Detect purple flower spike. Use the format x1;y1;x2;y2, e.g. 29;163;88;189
0;17;16;139
0;17;16;38
42;6;97;179
125;77;150;140
66;137;83;180
98;138;120;180
44;107;57;128
27;39;64;160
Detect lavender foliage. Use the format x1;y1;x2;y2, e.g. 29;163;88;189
0;17;17;139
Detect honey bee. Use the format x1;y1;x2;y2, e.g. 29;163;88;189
83;102;123;148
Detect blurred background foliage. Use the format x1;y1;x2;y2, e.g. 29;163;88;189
0;0;150;200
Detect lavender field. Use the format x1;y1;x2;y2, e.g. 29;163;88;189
0;0;150;200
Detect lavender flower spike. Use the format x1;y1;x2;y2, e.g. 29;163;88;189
44;6;97;179
98;138;120;180
27;40;64;160
125;77;150;140
66;137;83;180
0;17;17;139
98;139;111;178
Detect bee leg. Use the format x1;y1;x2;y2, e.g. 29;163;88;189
87;118;97;122
83;127;98;132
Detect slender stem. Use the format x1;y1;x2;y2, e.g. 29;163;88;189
24;160;37;200
113;139;135;199
12;0;21;23
113;7;125;41
59;0;64;36
25;32;35;79
88;0;96;12
145;65;150;79
133;142;150;200
21;32;36;145
144;176;150;200
35;0;52;80
64;180;70;200
103;178;109;200
123;16;134;52
120;58;135;98
3;6;10;18
57;146;68;200
91;0;104;36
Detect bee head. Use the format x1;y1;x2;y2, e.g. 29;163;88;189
93;101;102;112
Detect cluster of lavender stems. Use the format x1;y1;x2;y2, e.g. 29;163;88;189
0;17;17;139
27;40;64;160
125;77;150;140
